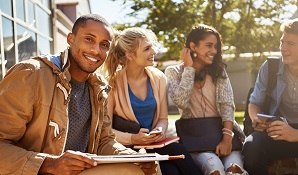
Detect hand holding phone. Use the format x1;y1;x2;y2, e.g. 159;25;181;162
256;113;288;138
147;127;162;135
256;113;276;123
257;113;288;124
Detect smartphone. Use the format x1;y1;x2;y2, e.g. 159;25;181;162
256;113;275;123
257;113;288;124
256;113;287;138
148;130;162;135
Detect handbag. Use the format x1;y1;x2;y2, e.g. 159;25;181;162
112;114;140;134
175;117;243;152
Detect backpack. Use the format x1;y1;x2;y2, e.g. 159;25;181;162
243;57;280;136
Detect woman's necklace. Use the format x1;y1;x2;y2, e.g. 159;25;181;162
194;69;206;82
200;86;207;118
194;69;207;117
194;69;207;89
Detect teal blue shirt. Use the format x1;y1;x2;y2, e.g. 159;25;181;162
128;78;156;131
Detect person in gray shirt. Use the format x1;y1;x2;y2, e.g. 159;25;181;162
243;18;298;175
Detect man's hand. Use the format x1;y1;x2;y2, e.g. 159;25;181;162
253;116;269;131
267;121;298;142
135;161;158;175
39;150;97;175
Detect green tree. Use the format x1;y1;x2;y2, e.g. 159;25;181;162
112;0;297;63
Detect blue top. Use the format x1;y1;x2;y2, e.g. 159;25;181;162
128;78;156;131
250;57;285;116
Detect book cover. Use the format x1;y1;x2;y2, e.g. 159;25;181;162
89;153;185;164
133;136;180;149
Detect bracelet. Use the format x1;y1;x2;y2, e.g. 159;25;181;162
222;128;233;134
223;131;234;138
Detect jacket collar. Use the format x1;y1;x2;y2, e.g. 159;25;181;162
34;48;110;95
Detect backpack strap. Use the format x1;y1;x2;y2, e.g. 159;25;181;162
262;57;280;114
243;57;280;136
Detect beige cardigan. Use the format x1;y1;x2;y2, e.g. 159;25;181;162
165;64;246;141
108;66;169;145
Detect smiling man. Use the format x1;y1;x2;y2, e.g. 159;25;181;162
243;18;298;175
0;14;154;175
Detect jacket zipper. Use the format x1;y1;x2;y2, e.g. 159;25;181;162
56;82;70;104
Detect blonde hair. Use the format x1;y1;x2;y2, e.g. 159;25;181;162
103;27;158;86
280;18;298;35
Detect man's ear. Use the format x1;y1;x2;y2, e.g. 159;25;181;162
67;33;75;47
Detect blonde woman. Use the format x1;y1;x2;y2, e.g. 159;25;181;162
103;27;202;175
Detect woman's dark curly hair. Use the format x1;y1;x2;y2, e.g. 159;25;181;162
185;24;227;81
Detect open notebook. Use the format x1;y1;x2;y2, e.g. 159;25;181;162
133;136;180;149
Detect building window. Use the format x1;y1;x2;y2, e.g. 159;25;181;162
0;0;52;80
39;0;51;9
38;35;51;55
17;24;37;62
37;5;51;37
0;1;12;16
28;0;36;27
16;0;25;22
2;16;15;72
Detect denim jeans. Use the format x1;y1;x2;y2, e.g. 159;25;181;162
147;142;203;175
79;163;144;175
242;131;298;175
191;151;245;175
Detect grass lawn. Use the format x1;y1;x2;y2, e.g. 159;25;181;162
235;111;245;125
169;111;245;125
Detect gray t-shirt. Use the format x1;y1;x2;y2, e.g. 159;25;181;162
278;67;298;123
64;79;91;152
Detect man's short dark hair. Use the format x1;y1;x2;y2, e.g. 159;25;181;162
281;18;298;35
72;14;114;38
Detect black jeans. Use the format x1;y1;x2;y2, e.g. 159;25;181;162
146;142;202;175
242;131;298;175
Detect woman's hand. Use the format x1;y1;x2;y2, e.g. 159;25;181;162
131;128;164;145
215;135;233;157
148;127;165;142
181;47;193;67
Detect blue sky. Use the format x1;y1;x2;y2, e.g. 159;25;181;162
89;0;135;24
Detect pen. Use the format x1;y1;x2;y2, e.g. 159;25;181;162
168;155;185;160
